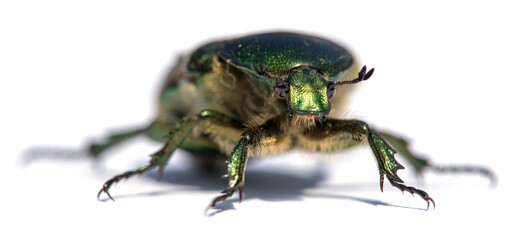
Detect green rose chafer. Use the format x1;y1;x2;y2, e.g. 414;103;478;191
34;32;496;211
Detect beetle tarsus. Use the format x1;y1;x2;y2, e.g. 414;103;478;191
97;170;138;201
97;161;159;201
208;187;237;209
387;179;436;210
98;181;116;201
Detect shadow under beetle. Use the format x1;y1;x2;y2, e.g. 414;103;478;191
30;32;495;210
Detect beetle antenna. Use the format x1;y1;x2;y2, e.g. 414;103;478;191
335;65;374;86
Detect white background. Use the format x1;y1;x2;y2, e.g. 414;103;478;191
1;1;508;239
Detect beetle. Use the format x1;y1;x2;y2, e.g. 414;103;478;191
30;32;494;210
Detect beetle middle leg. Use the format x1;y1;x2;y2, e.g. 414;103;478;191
97;110;242;201
301;119;435;209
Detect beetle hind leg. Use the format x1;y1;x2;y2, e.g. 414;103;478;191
207;132;251;209
87;127;148;158
430;165;496;184
380;131;496;184
23;127;147;163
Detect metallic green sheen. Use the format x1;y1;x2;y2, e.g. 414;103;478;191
288;67;330;114
218;32;354;80
368;130;404;181
227;139;247;189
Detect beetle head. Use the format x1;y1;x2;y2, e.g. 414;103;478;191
275;65;374;118
276;67;333;116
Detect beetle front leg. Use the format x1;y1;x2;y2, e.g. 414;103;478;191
208;130;258;208
208;132;251;208
207;122;288;209
305;119;435;209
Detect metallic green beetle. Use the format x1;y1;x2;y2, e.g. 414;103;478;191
40;32;494;210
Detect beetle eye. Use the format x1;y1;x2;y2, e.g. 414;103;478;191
327;83;336;98
275;82;289;99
